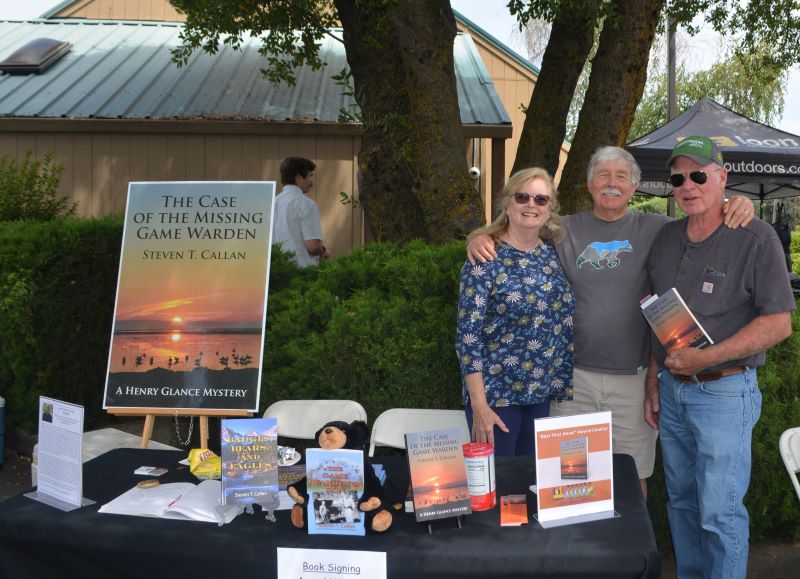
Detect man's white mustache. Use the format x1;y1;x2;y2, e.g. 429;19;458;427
602;188;622;197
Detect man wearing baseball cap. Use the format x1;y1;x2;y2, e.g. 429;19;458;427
646;135;794;578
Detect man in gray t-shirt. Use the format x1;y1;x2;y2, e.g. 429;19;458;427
468;146;753;496
645;135;793;578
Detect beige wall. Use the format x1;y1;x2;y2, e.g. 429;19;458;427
0;128;364;257
457;22;569;221
53;0;183;21
46;1;577;231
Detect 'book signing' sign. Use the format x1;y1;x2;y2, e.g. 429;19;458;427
103;181;276;412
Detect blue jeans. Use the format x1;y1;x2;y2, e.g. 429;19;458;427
658;368;761;579
465;402;549;456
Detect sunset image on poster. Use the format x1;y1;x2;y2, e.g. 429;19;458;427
103;181;275;411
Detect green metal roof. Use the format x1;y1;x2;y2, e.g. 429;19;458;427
0;19;511;133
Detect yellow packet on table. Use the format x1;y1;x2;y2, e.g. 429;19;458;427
188;448;221;480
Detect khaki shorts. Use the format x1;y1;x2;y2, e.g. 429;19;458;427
550;367;657;479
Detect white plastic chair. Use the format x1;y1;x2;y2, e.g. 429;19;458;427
263;400;367;440
369;408;470;456
779;427;800;503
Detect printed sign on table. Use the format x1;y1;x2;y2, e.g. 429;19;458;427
277;548;386;579
534;411;614;528
30;397;86;511
103;181;275;412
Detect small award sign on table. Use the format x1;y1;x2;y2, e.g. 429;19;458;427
533;411;615;528
26;396;94;511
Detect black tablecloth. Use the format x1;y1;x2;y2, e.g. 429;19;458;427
0;449;659;579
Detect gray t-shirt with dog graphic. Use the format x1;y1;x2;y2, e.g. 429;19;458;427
557;210;670;374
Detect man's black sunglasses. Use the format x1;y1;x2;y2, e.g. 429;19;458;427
668;170;709;188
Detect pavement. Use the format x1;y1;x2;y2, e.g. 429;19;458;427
1;418;799;578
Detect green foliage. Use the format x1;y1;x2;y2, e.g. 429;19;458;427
262;240;466;422
0;218;122;430
630;40;787;141
668;0;800;70
792;228;800;276
170;0;339;85
0;150;75;221
2;225;798;542
630;195;668;215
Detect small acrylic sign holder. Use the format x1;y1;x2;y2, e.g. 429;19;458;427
215;492;280;526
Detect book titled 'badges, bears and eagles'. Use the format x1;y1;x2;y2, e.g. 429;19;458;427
220;418;279;507
405;428;471;522
305;448;366;536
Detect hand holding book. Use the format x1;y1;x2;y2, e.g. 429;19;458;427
640;288;713;353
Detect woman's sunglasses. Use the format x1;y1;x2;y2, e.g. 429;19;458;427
668;170;709;188
513;192;551;206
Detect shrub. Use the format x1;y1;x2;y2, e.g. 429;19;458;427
1;228;798;543
0;150;75;221
262;240;466;423
0;218;122;430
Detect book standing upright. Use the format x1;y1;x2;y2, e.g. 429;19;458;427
305;448;366;536
220;417;280;520
405;428;471;524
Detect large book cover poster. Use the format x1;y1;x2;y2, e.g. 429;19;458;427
305;448;366;536
535;411;613;525
640;287;713;353
405;428;471;522
221;418;279;507
103;181;275;411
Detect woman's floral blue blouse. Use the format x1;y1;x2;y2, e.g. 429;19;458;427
456;241;575;408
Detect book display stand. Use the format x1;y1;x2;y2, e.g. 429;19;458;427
107;407;252;448
426;514;465;535
214;492;280;526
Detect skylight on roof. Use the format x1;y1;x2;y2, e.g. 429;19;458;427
0;38;71;74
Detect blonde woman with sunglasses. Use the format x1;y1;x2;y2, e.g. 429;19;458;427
456;168;574;456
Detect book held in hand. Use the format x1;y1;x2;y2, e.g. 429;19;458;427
640;288;713;352
405;428;471;523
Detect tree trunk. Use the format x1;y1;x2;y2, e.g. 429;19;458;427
335;0;484;242
512;2;599;177
557;0;665;214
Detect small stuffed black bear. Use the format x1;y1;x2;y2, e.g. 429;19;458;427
287;420;393;533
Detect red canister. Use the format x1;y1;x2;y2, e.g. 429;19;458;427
462;442;496;510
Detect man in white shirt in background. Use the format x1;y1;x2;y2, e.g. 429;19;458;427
273;156;330;267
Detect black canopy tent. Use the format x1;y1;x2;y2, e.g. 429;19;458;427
625;98;800;204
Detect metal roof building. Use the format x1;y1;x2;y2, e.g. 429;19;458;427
0;19;511;252
0;19;510;131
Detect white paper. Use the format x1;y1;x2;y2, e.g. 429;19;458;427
277;548;386;579
36;396;84;507
533;411;614;526
99;480;235;523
